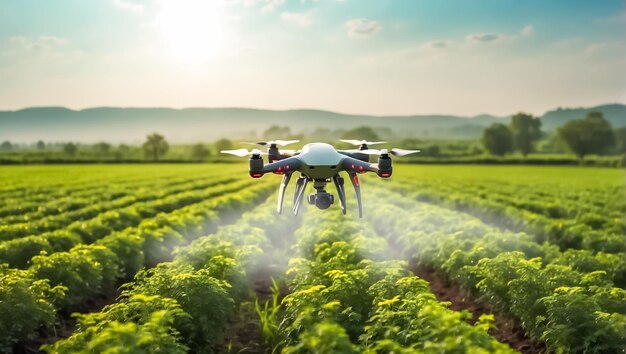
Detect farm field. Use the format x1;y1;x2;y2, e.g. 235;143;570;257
0;164;624;354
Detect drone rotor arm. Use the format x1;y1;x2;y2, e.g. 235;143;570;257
261;156;301;174
340;156;379;174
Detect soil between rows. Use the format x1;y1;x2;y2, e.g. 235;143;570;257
410;262;546;354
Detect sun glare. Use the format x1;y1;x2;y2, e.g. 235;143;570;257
157;0;227;64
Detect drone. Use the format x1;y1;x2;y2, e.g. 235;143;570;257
221;139;419;217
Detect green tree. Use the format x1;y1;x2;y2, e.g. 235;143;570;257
143;133;169;161
400;138;423;149
36;140;45;150
262;125;291;140
63;142;78;157
114;144;131;161
425;145;441;157
614;127;626;154
510;112;542;157
340;126;380;142
0;141;11;151
557;112;615;160
94;142;111;156
482;123;513;156
214;138;233;154
191;143;210;161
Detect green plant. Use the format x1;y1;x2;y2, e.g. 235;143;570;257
255;278;282;352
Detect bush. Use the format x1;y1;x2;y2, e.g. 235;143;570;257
0;265;65;352
43;309;188;354
30;245;119;310
129;264;235;352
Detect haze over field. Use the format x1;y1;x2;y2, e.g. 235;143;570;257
0;0;625;117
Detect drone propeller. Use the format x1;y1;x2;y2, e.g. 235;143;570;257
389;148;421;157
344;148;420;156
340;139;387;146
241;140;300;147
277;149;301;156
220;148;267;157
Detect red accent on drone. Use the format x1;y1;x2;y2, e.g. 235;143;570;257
353;175;360;186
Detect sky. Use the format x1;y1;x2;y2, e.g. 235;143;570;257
0;0;624;116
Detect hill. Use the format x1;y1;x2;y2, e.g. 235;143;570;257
541;104;626;130
0;104;624;143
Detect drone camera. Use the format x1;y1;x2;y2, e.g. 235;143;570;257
308;191;334;210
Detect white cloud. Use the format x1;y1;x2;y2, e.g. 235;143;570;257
231;0;287;13
281;12;312;27
466;25;534;44
112;0;144;13
422;40;448;50
584;41;625;56
595;10;626;24
553;37;582;49
521;25;534;36
345;18;381;38
465;32;504;43
7;35;70;52
261;0;286;13
39;36;70;46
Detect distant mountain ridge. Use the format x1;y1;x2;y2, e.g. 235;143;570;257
0;104;624;143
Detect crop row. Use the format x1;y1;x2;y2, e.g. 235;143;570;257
0;166;205;204
0;181;273;353
363;184;626;353
0;177;250;269
274;206;516;353
392;174;625;254
0;165;239;208
0;174;243;247
0;173;220;224
43;193;298;354
378;178;626;286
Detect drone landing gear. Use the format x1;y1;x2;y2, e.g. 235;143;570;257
276;173;292;214
293;175;309;215
288;173;361;217
348;172;363;218
332;175;347;215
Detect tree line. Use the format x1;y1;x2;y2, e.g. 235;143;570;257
2;115;624;163
482;111;623;159
0;134;212;162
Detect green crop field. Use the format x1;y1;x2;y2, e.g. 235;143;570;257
0;164;624;354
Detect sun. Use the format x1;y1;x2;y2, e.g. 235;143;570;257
157;0;228;64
